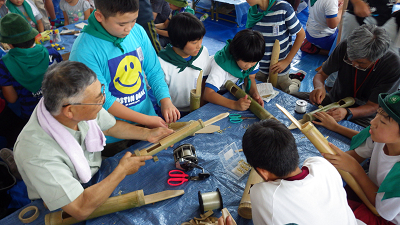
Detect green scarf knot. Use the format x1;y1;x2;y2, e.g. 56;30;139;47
6;0;37;26
2;44;49;93
214;40;257;93
158;44;203;73
246;0;276;29
82;10;126;53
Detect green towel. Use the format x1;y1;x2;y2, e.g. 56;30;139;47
6;0;37;26
158;44;203;73
378;162;400;200
214;40;257;93
246;0;276;29
349;125;371;150
2;44;49;93
82;10;126;53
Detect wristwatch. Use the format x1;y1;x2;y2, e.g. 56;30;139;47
345;108;353;120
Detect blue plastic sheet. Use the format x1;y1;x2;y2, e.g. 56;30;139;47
1;90;364;225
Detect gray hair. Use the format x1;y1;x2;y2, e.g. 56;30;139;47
42;61;97;115
346;24;390;62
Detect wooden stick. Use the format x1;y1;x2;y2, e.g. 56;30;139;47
45;190;184;225
269;40;280;88
135;113;229;156
276;104;379;216
196;70;203;95
238;168;264;219
225;80;276;120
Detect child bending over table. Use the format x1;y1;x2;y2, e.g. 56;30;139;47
60;0;91;25
6;0;44;32
203;29;264;111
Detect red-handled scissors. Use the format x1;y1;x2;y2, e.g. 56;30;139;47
167;170;201;186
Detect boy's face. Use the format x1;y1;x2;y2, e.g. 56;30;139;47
0;0;5;7
236;60;257;71
169;3;180;10
369;108;400;144
94;11;138;38
10;0;24;6
182;38;203;57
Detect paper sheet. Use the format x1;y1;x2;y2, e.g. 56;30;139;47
257;83;279;102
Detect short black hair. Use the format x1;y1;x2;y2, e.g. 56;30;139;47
229;29;265;62
94;0;139;19
168;13;206;49
242;119;299;178
12;38;35;49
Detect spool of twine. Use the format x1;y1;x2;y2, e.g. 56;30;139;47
198;188;223;213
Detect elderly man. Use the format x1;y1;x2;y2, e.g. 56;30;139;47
14;61;173;220
294;24;400;127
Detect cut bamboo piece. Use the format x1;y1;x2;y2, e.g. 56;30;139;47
225;80;276;120
288;97;355;130
196;70;203;95
337;0;349;44
222;208;237;225
45;190;184;225
135;113;229;156
276;104;379;216
269;40;280;88
195;125;220;134
238;168;264;219
190;70;204;112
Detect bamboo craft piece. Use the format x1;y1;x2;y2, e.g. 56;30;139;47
288;97;355;129
135;113;229;156
190;70;203;111
225;80;276;120
269;40;280;87
45;190;185;225
238;168;264;219
276;104;379;216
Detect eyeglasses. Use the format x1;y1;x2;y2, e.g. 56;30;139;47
62;84;106;107
343;54;376;71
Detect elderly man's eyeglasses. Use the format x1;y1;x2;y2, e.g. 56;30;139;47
343;55;376;72
62;84;106;107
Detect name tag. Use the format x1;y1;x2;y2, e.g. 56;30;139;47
273;24;279;35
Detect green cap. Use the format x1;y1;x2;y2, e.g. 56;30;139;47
378;90;400;125
0;13;39;44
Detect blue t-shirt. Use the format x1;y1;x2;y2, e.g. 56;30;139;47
0;48;62;119
70;23;171;143
251;0;302;75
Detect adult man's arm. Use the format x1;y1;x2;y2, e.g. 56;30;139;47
327;100;378;122
349;0;371;18
310;69;329;105
61;152;152;220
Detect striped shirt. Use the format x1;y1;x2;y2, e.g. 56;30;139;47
251;0;302;75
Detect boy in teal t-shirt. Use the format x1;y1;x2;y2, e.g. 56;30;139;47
70;0;179;148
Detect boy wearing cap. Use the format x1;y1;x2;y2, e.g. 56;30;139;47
155;0;194;47
0;13;62;121
323;90;400;224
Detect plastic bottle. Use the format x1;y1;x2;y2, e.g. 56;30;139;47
200;13;209;22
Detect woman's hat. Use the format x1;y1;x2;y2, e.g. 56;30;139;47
378;91;400;125
0;13;39;44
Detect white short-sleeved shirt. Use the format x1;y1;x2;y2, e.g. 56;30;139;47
355;137;400;223
306;0;339;38
159;47;212;112
17;0;42;28
60;0;90;24
14;107;116;211
250;157;359;225
205;57;259;92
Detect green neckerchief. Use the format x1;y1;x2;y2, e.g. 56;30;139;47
2;45;49;93
350;125;371;150
82;10;126;53
378;162;400;200
158;44;203;73
214;40;257;93
172;5;194;16
310;0;317;7
6;0;37;26
246;0;276;28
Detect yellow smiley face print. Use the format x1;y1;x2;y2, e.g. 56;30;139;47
113;55;142;94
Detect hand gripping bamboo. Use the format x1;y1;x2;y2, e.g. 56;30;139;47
238;168;264;219
225;80;276;120
135;113;229;156
276;104;379;216
45;189;184;225
269;40;280;87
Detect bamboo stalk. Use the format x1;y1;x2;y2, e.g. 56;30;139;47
225;80;276;120
269;40;280;87
190;89;201;111
238;168;264;219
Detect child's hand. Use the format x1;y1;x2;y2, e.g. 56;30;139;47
326;107;347;122
160;98;181;123
270;59;290;74
144;115;167;128
251;92;264;107
235;95;251;111
322;143;360;174
313;111;339;131
309;87;326;105
145;127;174;143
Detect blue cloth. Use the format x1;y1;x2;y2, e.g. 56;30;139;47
305;28;338;50
0;48;62;119
70;23;171;143
251;0;302;75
